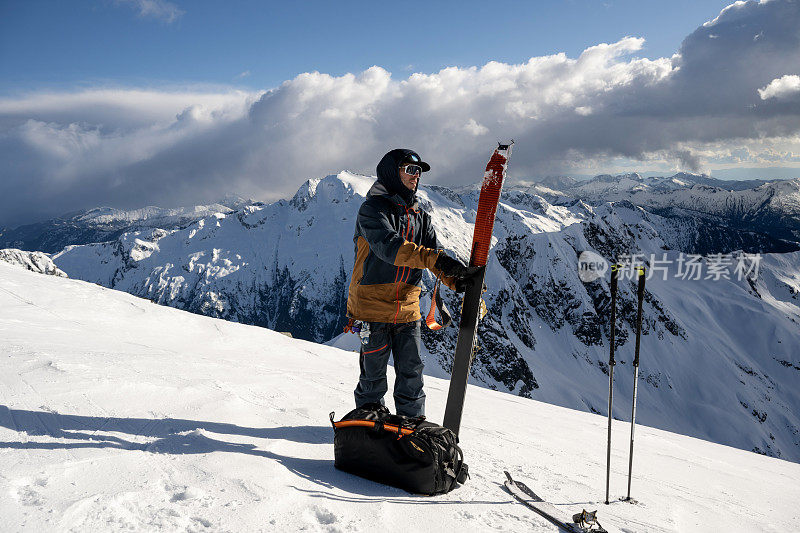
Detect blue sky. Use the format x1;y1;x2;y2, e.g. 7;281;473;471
1;0;799;226
1;0;734;93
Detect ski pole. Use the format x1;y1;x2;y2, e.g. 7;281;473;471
605;263;619;505
626;266;646;501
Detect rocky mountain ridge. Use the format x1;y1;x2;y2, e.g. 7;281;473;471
51;172;800;461
0;195;254;254
526;173;800;247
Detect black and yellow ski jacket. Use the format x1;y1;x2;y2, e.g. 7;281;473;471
347;152;455;323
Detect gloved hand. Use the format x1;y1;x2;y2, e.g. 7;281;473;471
454;268;485;292
454;277;471;293
434;253;474;279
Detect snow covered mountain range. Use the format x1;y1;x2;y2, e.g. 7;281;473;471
0;194;254;254
47;171;800;463
4;262;799;532
526;172;800;247
531;172;778;194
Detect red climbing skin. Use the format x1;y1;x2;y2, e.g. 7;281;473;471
443;142;513;436
469;147;511;267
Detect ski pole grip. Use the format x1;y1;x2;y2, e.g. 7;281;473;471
610;264;618;292
633;267;646;368
637;267;645;298
608;264;619;366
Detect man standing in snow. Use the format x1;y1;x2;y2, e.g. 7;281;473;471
346;149;479;417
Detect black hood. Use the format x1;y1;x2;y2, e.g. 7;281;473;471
376;148;428;205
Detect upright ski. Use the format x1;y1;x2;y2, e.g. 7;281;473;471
442;142;513;435
504;471;608;533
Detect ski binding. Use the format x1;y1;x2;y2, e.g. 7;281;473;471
503;471;608;533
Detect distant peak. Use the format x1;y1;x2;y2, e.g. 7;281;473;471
290;172;374;208
216;193;255;209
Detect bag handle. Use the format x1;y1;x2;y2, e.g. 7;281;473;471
333;419;415;436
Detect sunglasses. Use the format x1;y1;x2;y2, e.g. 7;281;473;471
400;164;422;176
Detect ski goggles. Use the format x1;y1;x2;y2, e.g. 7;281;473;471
400;164;422;176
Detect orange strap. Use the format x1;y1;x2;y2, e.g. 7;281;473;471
425;278;451;331
333;419;416;437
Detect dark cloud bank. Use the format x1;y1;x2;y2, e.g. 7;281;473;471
1;0;799;227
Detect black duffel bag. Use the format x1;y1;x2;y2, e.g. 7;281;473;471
331;404;468;495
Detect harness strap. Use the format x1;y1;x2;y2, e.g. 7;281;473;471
343;317;359;334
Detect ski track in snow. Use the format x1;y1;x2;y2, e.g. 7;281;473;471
2;262;800;532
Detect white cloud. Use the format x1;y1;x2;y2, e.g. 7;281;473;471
702;1;749;27
114;0;184;24
1;0;800;226
758;74;800;99
665;136;800;168
0;89;257;129
462;119;489;136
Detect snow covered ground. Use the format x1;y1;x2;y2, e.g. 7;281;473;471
2;263;799;532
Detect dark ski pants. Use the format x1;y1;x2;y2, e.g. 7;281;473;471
354;320;425;417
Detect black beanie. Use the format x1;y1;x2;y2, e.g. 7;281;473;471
376;149;430;205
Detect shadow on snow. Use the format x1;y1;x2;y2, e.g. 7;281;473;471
0;405;411;498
